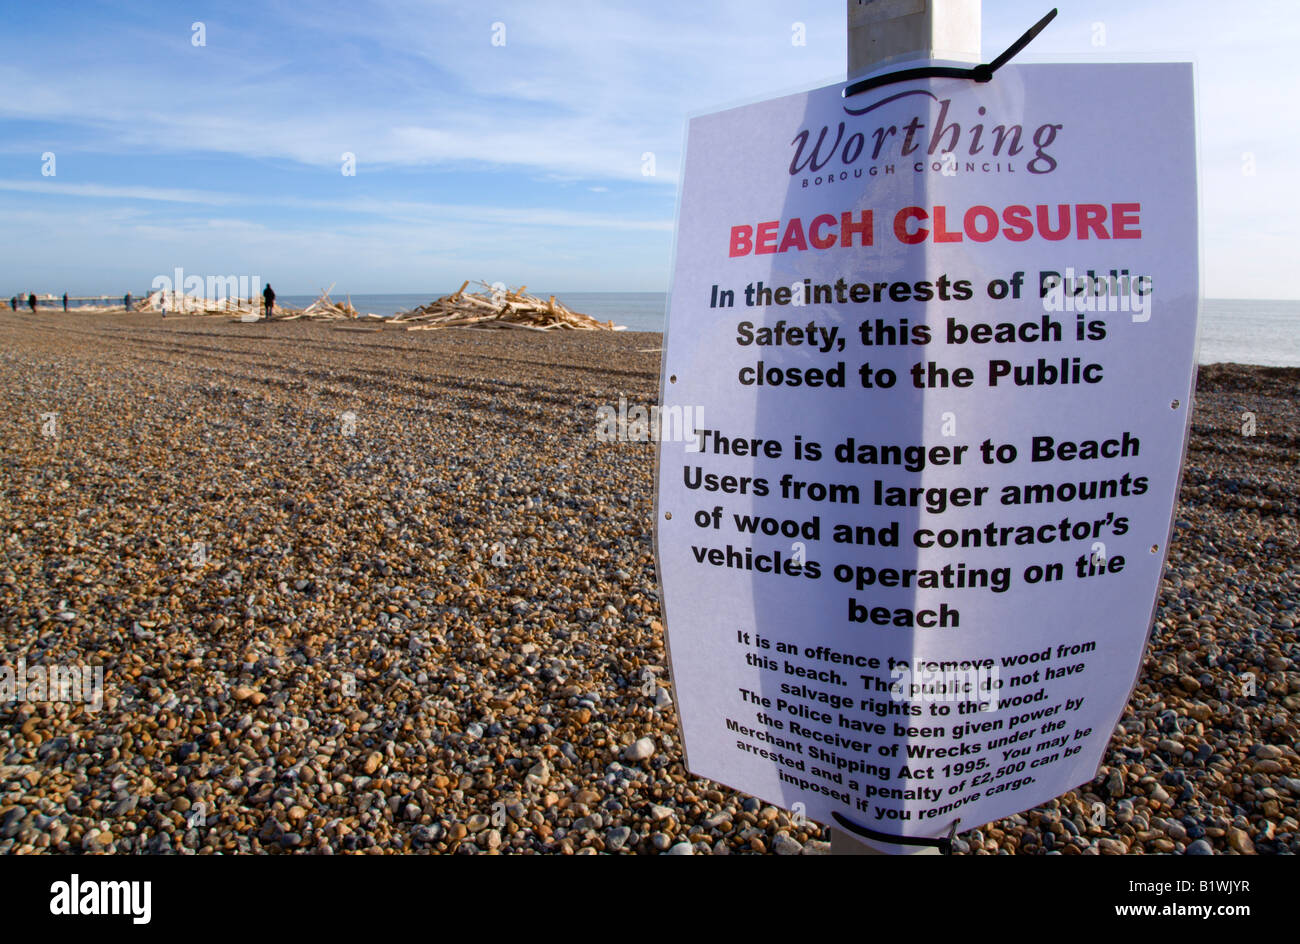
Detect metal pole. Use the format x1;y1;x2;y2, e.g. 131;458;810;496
832;0;982;856
847;0;981;78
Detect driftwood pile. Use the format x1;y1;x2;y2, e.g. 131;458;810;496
390;281;622;332
139;290;254;315
268;285;359;321
218;280;622;331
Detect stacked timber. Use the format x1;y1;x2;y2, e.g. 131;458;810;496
269;285;360;321
390;281;622;332
138;290;255;315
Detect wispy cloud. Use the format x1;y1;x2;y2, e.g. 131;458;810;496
1;0;1298;295
0;178;671;232
0;3;840;181
0;180;241;205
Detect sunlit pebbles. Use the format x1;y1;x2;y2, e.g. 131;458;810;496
0;311;1294;854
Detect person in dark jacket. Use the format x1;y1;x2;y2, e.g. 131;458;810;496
263;283;275;319
123;292;132;311
9;296;16;311
28;293;37;313
62;292;68;312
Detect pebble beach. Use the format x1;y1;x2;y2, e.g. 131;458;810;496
0;308;1296;855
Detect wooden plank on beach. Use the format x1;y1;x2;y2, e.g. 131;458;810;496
371;280;622;333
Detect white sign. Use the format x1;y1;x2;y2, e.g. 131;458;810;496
656;63;1198;845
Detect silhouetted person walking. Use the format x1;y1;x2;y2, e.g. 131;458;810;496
124;292;132;312
9;297;16;311
62;292;68;312
28;293;37;313
263;283;275;319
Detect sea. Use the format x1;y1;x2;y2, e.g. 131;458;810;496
1190;299;1300;368
273;294;1299;367
62;291;1296;366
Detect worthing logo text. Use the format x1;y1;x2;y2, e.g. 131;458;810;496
791;88;1063;187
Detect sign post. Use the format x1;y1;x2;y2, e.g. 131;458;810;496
655;6;1199;856
840;0;983;855
848;0;981;77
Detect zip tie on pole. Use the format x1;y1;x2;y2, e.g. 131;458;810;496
843;7;1058;99
832;811;962;855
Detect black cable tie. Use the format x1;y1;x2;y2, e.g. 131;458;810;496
832;811;961;855
844;7;1058;99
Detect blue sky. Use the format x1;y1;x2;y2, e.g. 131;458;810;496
1;1;1295;296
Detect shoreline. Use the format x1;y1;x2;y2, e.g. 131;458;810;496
6;301;1300;367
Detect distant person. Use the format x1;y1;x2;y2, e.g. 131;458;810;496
263;283;275;318
9;296;16;311
62;292;68;312
124;292;132;312
28;293;37;313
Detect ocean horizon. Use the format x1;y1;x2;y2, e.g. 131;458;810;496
51;292;1300;367
286;294;1299;368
